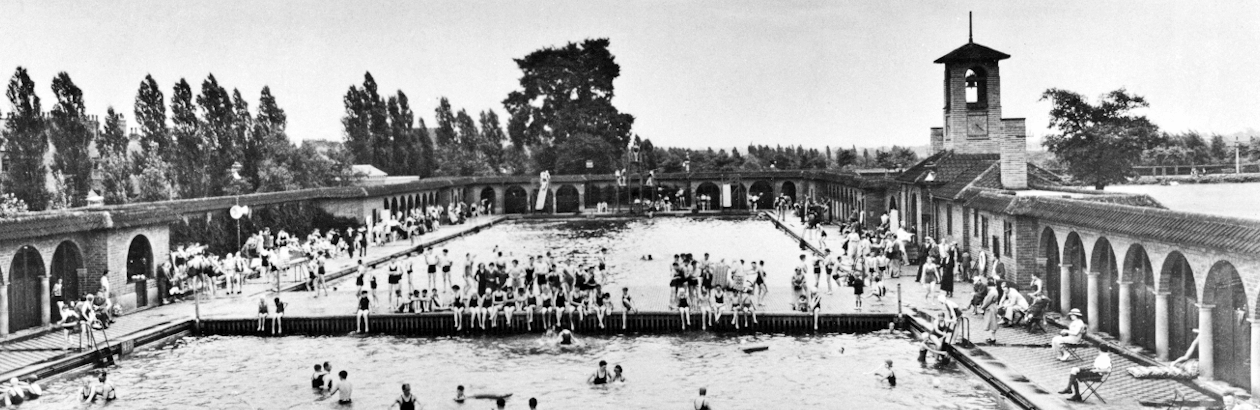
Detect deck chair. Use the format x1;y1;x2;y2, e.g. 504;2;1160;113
1077;370;1110;403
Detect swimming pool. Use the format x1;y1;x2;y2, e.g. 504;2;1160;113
27;332;1004;409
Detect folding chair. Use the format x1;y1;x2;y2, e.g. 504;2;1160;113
1063;342;1090;361
1077;370;1110;403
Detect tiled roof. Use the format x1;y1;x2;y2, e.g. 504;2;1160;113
934;42;1012;64
963;191;1260;255
897;151;1002;199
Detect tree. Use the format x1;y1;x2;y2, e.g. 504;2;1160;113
413;120;437;177
455;109;479;153
1041;88;1160;189
554;133;618;174
134;74;168;163
503;38;635;172
478;110;507;173
135;148;175;201
49;72;94;207
386;92;416;175
170;78;201;197
98;107;129;158
4;67;49;210
1209;134;1230;163
434;97;458;148
196;75;238;195
341;72;388;169
98;108;131;204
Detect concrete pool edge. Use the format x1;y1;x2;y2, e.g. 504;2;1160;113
195;312;903;336
0;318;195;385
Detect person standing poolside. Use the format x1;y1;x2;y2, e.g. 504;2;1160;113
979;280;1000;344
389;383;417;410
356;291;372;333
387;261;403;306
425;248;439;290
440;249;454;288
325;370;352;404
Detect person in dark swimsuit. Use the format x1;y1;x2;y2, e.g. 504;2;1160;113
588;360;610;385
694;387;711;410
677;287;691;330
555;290;569;327
390;383;416;410
876;359;897;387
356;291;371;333
311;364;327;389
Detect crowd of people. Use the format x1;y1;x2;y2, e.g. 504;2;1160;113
348;246;622;333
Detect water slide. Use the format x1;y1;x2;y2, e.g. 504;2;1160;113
535;171;550;211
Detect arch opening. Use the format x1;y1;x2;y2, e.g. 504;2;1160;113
1204;261;1250;388
480;187;496;214
748;181;774;210
1124;244;1157;352
1040;228;1062;312
51;241;82;321
8;246;45;332
555;185;580;213
695;182;720;211
505;186;529;214
1159;251;1199;358
1090;238;1120;337
1064;233;1088;318
128;235;154;308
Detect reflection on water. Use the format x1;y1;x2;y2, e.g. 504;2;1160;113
29;332;1002;410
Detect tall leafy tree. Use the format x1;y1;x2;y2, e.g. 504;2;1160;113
49;72;94;207
1041;88;1160;189
503;38;635;173
196;75;238;195
251;86;288;183
98;107;129;158
455;109;479;153
98;107;131;204
386;92;416;175
170;78;201;198
342;80;370;164
434;97;458;148
134;74;168;163
4;67;49;210
478;110;507;173
413;119;437;178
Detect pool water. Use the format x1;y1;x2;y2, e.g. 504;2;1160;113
405;217;807;290
27;332;1004;409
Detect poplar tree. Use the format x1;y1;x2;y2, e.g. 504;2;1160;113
49;72;94;207
4;67;49;210
134;74;168;163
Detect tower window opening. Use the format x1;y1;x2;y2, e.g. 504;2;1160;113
965;70;979;103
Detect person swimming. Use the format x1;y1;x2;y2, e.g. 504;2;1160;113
310;364;327;389
454;385;512;402
81;372;115;402
588;360;610;385
559;328;575;345
610;365;626;383
694;387;712;410
876;359;897;387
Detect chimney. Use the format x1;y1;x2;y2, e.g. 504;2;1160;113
930;127;944;155
1000;118;1027;189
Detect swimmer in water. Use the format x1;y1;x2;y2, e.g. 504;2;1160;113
2;377;41;406
311;364;327;389
558;328;575;345
81;372;115;402
875;359;897;387
389;383;417;410
694;387;713;410
588;360;610;385
324;370;352;404
611;364;626;383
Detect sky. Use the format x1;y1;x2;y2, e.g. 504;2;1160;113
1;1;1257;150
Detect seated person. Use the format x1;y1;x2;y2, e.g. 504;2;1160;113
1058;345;1112;402
1023;294;1050;326
1222;390;1260;410
999;287;1029;325
1052;309;1086;361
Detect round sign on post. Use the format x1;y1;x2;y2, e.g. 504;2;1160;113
230;205;251;220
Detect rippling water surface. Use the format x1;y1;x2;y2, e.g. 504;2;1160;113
29;332;1003;410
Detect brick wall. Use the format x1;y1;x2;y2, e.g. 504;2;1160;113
1000;118;1028;189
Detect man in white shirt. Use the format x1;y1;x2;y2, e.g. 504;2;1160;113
1060;344;1111;402
894;227;913;265
1053;309;1087;361
326;370;353;404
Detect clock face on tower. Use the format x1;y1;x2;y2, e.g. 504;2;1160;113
967;115;988;138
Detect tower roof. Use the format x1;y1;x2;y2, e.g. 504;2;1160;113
933;42;1011;64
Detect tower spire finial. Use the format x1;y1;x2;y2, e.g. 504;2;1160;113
969;12;973;43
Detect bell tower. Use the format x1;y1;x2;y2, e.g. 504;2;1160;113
929;13;1028;189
